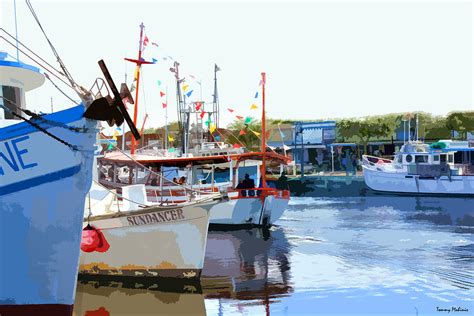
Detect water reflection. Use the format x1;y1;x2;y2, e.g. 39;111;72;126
73;280;205;316
202;228;292;300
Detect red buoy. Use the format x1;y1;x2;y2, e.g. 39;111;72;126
80;224;100;253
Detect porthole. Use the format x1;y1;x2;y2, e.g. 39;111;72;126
406;155;413;163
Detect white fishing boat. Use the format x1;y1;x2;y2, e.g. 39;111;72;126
362;140;474;195
0;23;138;315
97;72;291;227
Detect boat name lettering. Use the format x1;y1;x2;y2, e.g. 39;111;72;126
0;135;38;176
126;209;185;226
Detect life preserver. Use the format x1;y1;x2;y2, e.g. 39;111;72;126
81;224;109;253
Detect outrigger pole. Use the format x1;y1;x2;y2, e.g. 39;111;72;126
261;72;267;189
124;22;153;155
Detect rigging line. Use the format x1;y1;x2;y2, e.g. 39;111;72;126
0;95;83;132
25;0;82;93
0;28;68;81
44;73;79;105
0;35;74;89
0;103;79;151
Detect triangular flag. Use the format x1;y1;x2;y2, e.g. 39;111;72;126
259;79;263;86
168;135;174;142
151;42;159;47
143;35;149;46
107;143;114;150
183;84;189;91
113;130;120;137
189;74;196;79
227;108;234;113
130;83;136;93
152;58;157;64
162;103;167;109
252;130;261;137
239;129;246;136
215;135;221;141
186;90;193;98
195;102;202;111
115;127;122;132
244;117;252;124
200;111;206;119
236;115;244;120
254;92;259;99
233;143;241;149
210;124;216;133
157;80;162;86
250;104;258;110
160;91;165;98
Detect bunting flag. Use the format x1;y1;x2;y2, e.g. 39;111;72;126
183;84;189;91
252;130;261;137
254;92;259;99
160;91;165;97
215;64;221;72
205;119;212;126
200;111;206;119
195;102;202;111
244;117;252;124
115;127;122;132
130;83;136;93
210;124;216;133
113;130;120;137
162;102;167;109
152;58;157;64
157;80;162;86
134;66;139;80
107;143;114;151
143;35;149;46
236;115;244;120
186;90;193;98
250;104;258;110
214;135;221;141
233;143;241;149
188;74;196;79
227;108;234;113
259;79;263;86
168;135;174;142
151;42;159;47
239;129;246;136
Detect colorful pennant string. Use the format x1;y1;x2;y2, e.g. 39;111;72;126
195;102;202;111
160;91;165;97
250;104;258;110
239;129;246;136
162;103;167;109
186;90;193;98
227;108;234;113
183;85;189;91
157;80;162;86
200;111;206;119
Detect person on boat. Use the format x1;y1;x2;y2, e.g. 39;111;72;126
172;177;178;185
150;176;158;186
236;179;247;197
276;172;289;190
242;174;255;196
178;176;186;185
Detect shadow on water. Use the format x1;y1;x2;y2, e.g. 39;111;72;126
73;227;292;315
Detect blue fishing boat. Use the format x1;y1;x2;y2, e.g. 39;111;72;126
0;26;139;315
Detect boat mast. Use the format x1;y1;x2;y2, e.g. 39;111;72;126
124;22;153;154
261;72;267;189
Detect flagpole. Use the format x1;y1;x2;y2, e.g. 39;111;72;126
124;22;153;155
261;72;267;189
165;86;169;149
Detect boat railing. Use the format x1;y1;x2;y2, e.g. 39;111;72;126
228;187;290;199
362;155;393;168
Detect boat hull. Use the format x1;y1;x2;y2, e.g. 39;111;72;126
363;166;474;195
79;198;215;279
0;105;97;312
209;193;289;227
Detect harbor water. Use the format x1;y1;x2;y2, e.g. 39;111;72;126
73;196;473;315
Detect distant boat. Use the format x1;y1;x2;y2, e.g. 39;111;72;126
362;140;474;195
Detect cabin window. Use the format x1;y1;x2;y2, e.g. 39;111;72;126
406;155;413;163
397;156;402;163
415;155;428;163
440;154;447;162
448;155;454;163
433;155;440;162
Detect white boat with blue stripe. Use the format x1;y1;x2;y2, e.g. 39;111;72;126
0;38;139;315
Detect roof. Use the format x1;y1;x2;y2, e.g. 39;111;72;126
100;151;290;167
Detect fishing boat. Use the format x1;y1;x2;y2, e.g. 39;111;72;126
79;185;221;279
79;23;225;280
0;22;139;316
362;140;474;195
98;72;291;227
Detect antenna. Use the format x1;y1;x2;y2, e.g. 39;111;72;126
13;0;19;61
